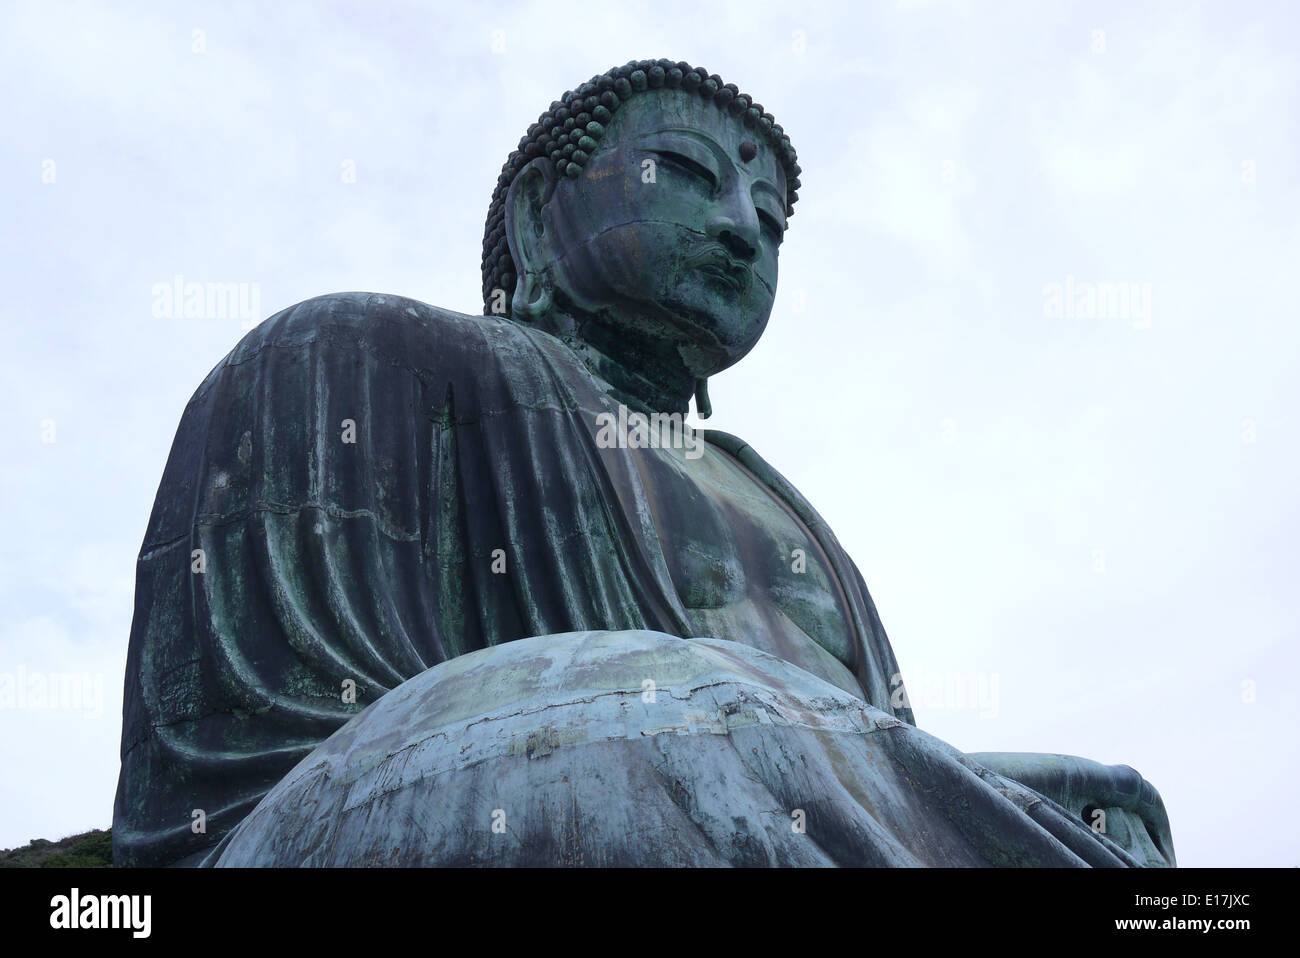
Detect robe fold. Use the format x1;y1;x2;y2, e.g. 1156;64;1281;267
113;291;1171;867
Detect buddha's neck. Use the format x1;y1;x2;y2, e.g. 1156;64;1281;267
538;299;697;416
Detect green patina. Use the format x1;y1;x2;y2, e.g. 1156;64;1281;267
113;60;1176;868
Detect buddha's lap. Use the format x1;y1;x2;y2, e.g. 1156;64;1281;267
210;630;1123;866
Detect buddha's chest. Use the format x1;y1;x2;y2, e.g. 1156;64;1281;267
629;441;861;693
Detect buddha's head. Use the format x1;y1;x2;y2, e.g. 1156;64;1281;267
481;60;801;411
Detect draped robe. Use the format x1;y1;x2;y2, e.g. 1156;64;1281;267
113;292;1175;867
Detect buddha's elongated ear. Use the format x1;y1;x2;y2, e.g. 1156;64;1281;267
504;157;560;320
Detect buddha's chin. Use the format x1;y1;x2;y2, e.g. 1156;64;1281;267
658;298;767;376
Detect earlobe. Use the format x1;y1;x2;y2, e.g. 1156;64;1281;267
505;158;560;321
513;265;554;321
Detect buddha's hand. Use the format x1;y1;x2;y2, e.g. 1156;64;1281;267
967;751;1176;867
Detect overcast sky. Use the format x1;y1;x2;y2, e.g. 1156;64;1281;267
1;0;1296;867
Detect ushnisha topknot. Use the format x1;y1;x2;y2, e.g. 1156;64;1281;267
481;58;802;315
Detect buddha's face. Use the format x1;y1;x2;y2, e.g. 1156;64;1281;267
521;88;788;377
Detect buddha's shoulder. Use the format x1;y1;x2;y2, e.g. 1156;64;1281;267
222;291;523;370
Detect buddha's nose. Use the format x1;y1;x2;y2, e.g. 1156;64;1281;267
706;214;759;262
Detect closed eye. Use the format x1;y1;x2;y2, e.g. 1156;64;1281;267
758;210;785;244
653;150;717;189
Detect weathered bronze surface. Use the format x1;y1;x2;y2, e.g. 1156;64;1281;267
113;60;1175;867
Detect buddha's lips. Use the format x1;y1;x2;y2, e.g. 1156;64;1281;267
685;246;752;295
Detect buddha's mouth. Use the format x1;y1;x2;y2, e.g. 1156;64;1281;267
686;246;752;295
698;263;750;294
